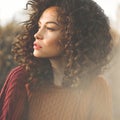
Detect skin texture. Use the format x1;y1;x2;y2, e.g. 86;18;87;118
33;7;63;58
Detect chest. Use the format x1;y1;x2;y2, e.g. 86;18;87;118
28;86;91;120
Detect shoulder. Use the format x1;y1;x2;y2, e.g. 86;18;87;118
87;75;112;102
91;75;111;91
6;66;29;84
1;66;29;92
0;66;29;100
83;75;111;94
87;76;113;119
8;66;28;77
0;66;29;120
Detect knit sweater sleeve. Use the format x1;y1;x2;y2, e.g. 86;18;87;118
0;66;29;120
88;76;113;120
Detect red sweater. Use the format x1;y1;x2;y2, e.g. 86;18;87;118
0;66;29;120
0;66;112;120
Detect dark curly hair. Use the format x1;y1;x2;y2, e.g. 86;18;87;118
12;0;112;88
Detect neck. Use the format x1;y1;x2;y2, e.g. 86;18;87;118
49;55;66;86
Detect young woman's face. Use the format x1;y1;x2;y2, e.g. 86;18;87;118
33;6;63;58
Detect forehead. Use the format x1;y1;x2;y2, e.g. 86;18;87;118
39;6;58;22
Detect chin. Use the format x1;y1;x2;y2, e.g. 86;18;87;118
33;51;47;58
33;51;41;58
33;54;40;58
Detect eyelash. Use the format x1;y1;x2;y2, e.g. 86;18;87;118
47;27;55;31
38;26;56;31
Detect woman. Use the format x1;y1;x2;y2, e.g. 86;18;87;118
0;0;113;120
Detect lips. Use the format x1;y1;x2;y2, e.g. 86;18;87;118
33;42;42;50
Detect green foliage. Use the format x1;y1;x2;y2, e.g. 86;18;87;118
0;21;21;89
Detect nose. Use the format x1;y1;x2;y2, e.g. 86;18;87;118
34;29;43;40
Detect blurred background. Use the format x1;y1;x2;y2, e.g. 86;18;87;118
0;0;120;120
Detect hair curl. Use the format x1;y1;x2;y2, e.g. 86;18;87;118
12;0;112;88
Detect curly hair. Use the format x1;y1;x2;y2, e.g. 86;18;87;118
12;0;112;88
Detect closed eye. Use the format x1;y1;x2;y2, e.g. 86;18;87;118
37;25;58;32
46;27;56;31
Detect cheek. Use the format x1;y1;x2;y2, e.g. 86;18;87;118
44;39;58;46
44;35;61;47
44;31;63;49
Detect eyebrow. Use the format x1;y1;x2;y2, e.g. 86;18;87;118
38;21;59;26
